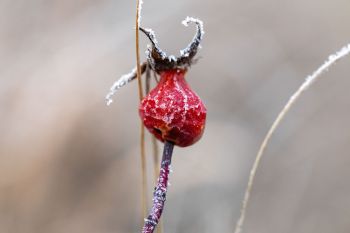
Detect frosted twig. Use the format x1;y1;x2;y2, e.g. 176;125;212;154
142;141;174;233
234;43;350;233
105;62;147;105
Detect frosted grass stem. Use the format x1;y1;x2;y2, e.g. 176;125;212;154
234;43;350;233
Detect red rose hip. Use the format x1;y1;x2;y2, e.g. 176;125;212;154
139;69;206;147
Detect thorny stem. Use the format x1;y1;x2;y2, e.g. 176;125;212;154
136;0;148;219
142;141;174;233
234;43;350;233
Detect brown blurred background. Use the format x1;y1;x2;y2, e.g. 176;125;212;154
1;0;350;232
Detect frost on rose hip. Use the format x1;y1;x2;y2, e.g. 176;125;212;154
140;69;206;147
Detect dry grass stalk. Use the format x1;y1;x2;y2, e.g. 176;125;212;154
234;43;350;233
135;0;148;219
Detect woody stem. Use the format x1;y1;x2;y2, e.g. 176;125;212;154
141;141;175;233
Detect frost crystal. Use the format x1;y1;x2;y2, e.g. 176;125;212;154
105;66;138;105
180;17;204;57
302;43;350;90
168;55;177;62
137;0;143;25
141;28;167;60
145;28;158;44
234;43;350;233
182;16;204;33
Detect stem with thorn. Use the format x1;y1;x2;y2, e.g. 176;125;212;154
142;141;174;233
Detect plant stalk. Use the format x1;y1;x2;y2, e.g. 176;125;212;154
142;141;174;233
135;0;148;219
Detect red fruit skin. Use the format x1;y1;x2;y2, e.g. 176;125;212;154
139;69;206;147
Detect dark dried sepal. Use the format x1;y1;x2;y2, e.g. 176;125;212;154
140;17;204;73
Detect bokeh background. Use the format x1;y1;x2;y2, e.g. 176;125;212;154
1;0;350;232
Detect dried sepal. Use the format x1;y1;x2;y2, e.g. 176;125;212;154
140;17;204;72
105;62;147;105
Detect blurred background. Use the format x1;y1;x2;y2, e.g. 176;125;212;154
1;0;350;232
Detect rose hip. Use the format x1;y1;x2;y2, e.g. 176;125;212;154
139;69;206;147
105;17;206;233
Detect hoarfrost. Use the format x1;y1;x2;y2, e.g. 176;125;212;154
137;0;143;25
302;43;350;90
234;42;350;233
180;17;204;57
105;66;138;105
168;55;177;62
